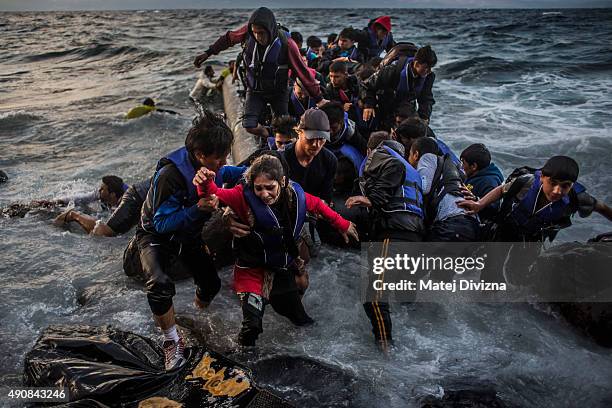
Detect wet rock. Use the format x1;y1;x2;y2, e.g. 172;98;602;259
249;354;381;407
418;380;509;408
554;302;612;347
76;282;125;307
0;170;8;183
528;235;612;347
1;202;58;218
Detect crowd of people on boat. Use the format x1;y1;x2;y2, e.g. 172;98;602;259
33;7;612;370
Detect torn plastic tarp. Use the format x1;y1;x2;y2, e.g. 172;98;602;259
24;325;294;407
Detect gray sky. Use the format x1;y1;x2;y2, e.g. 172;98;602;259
1;0;610;11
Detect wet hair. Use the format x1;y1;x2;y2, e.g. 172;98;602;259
541;155;579;182
368;131;391;150
272;115;298;139
394;106;417;122
410;136;439;157
245;153;298;258
338;27;356;41
415;45;438;68
329;61;348;74
102;175;125;196
460;143;491;171
396;117;428;141
204;65;214;76
327;33;337;44
142;97;155;106
319;102;345;125
306;36;322;49
290;31;303;46
186;110;234;157
244;154;286;187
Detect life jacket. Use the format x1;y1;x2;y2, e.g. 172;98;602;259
396;57;427;101
367;26;391;58
327;114;365;171
358;156;368;177
125;105;155;120
306;47;318;62
379;145;425;218
338;45;359;60
502;169;586;237
160;147;197;203
425;154;465;224
289;89;315;117
435;138;462;168
239;181;307;269
243;29;289;93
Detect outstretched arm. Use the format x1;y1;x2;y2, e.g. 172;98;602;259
194;24;248;67
54;209;98;234
594;200;612;222
457;185;504;214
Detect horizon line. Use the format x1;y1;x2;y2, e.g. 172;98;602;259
2;6;611;12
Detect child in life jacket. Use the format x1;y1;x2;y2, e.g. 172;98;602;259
194;154;359;346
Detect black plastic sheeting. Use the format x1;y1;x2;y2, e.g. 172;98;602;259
24;325;294;407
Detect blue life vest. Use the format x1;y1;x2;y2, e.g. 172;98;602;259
242;181;307;268
327;113;365;171
338;46;359;60
358;156;367;177
289;89;315;117
435;138;461;168
367;27;391;58
306;47;318;62
162;147;197;203
243;31;289;93
508;170;586;235
397;57;426;101
381;145;424;218
337;144;365;171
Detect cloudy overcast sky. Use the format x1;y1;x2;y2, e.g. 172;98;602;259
1;0;610;11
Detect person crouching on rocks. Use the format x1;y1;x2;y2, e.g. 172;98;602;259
193;154;359;347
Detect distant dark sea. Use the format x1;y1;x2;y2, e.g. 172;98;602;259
1;8;612;407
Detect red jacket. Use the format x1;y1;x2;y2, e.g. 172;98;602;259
197;180;350;232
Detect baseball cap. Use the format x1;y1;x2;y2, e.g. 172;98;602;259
298;108;330;141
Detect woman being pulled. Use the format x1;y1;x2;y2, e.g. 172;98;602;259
194;153;358;346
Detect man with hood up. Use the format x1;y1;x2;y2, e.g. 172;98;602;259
194;7;325;142
355;15;396;61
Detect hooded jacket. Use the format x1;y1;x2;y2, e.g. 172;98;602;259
354;16;397;61
204;7;321;99
466;162;504;220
